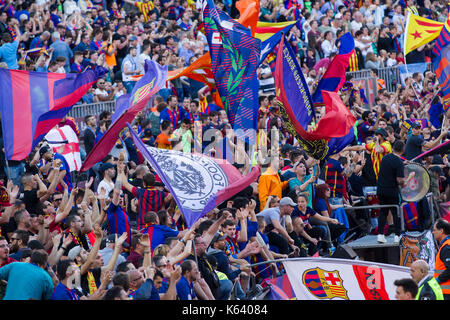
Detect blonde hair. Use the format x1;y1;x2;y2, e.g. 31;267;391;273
153;244;170;257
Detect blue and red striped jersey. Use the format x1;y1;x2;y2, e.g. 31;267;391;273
132;186;167;230
324;158;346;199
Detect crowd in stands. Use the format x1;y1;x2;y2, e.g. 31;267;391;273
0;0;449;301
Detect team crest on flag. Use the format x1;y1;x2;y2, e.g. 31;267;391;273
212;32;222;44
302;268;349;300
132;78;155;105
147;148;229;211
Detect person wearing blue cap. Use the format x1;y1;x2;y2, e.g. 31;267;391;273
97;162;116;197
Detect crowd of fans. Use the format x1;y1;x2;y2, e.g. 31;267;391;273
0;0;449;301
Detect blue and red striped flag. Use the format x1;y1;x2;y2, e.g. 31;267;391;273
202;0;261;144
312;32;355;106
403;202;419;231
80;60;167;172
0;66;107;161
432;13;450;110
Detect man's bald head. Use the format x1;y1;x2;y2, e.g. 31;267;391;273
410;259;429;283
412;260;429;272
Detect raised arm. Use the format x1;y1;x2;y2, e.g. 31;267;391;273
80;224;103;275
102;232;128;273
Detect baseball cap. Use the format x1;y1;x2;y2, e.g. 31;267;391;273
279;197;297;207
143;128;152;136
0;187;11;207
211;232;227;244
106;234;130;248
430;165;444;176
375;128;388;138
101;162;115;173
411;121;422;129
39;145;51;157
67;245;82;261
129;35;138;41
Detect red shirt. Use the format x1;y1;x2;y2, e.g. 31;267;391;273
126;250;143;269
0;257;17;268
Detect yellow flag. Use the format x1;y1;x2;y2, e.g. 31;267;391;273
404;13;443;55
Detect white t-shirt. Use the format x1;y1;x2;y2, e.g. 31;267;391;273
97;179;114;198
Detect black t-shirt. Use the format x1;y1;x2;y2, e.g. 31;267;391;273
376;153;405;197
114;33;128;60
81;267;102;296
83;128;96;156
186;254;219;299
405;134;425;160
23;189;39;215
361;152;377;187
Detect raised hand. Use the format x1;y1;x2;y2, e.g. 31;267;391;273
93;224;103;238
139;233;151;248
116;232;128;246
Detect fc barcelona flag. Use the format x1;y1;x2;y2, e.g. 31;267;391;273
202;0;261;143
0;66;107;161
80;60;167;172
128;123;261;228
274;36;356;159
432;12;450;109
312;32;355;106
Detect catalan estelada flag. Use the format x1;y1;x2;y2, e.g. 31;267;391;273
0;67;107;161
254;21;297;43
404;12;443;56
255;21;297;64
312;32;355;106
432;13;450;110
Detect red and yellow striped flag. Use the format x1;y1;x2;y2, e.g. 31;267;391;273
254;21;297;43
404;12;443;55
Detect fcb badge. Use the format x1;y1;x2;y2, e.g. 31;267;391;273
302;268;349;300
132;78;155;105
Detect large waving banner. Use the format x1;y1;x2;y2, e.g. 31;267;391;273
283;258;413;300
128;123;260;227
45;125;81;172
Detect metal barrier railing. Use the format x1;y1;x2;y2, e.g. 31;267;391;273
347;63;433;93
347;66;401;93
68;101;116;119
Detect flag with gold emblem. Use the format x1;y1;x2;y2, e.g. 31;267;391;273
404;12;443;55
283;258;412;300
302;268;349;300
80;60;167;172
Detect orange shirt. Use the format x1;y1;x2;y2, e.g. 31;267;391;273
104;42;116;67
155;133;172;150
258;166;289;211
